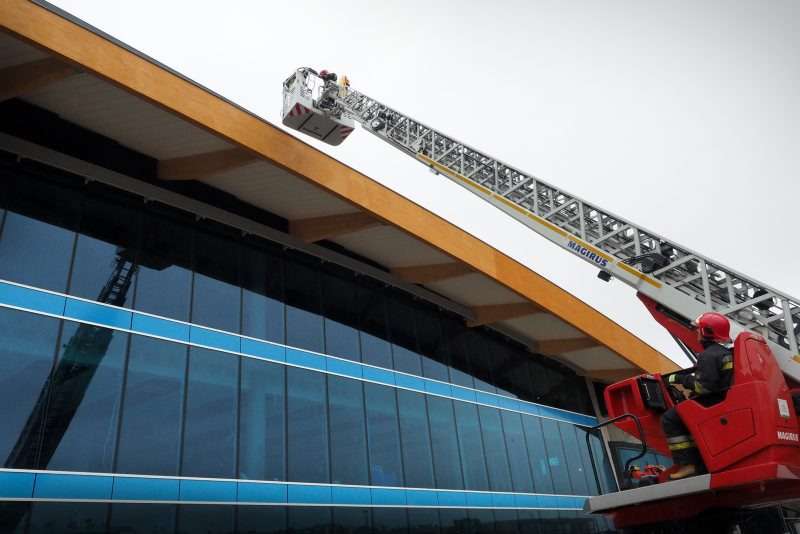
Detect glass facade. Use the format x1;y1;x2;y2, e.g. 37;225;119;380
0;155;617;532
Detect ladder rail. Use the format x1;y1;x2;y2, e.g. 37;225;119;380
337;88;800;360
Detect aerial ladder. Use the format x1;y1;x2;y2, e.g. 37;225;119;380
282;68;800;530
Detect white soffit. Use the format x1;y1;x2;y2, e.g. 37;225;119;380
560;347;636;371
0;30;47;67
333;225;452;269
426;273;527;307
502;313;584;341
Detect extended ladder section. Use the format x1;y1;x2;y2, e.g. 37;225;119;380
282;69;800;380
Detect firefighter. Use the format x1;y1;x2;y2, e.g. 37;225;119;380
661;312;734;480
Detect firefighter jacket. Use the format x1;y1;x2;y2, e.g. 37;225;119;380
678;343;734;396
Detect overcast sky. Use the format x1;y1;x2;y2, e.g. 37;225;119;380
50;0;799;367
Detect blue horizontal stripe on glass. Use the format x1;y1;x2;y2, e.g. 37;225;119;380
332;486;371;505
288;484;331;504
371;487;406;506
394;373;425;391
424;379;452;397
180;479;236;502
34;473;113;500
405;489;438;506
241;337;285;362
132;314;190;342
285;347;326;371
0;281;66;316
0;279;598;428
0;471;35;498
238;482;287;504
513;493;539;508
437;490;467;507
326;357;362;379
190;326;240;353
113;476;179;501
362;366;395;386
64;298;132;330
466;492;494;508
491;492;516;508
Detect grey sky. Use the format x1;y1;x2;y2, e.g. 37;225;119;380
50;0;799;366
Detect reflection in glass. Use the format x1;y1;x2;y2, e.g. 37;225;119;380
428;396;464;490
241;243;285;344
541;418;572;494
407;508;440;534
236;506;287;534
365;384;404;487
500;411;534;493
176;504;234;534
192;227;241;332
479;407;513;492
521;415;554;494
453;401;489;491
27;502;108;534
287;367;329;482
397;390;435;488
108;503;176;534
288;506;331;534
328;375;369;485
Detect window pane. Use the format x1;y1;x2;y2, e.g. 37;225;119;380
365;383;403;487
453;401;489;491
0;309;59;469
287;367;329;482
284;254;323;352
241;242;285;343
558;422;590;495
116;336;187;476
41;322;127;473
108;503;176;534
176;505;234;534
465;331;494;393
500;411;534;493
323;268;361;362
237;506;287;534
288;507;331;534
407;508;440;534
521;415;553;494
192;226;241;333
356;280;391;368
371;508;408;534
0;175;80;293
332;507;371;534
28;502;107;534
135;209;193;321
492;510;520;534
392;345;421;376
540;418;572;494
181;348;238;478
427;396;463;490
239;358;285;481
415;307;449;382
387;295;421;375
478;407;512;492
467;510;496;534
0;502;30;534
439;509;468;534
328;375;369;485
441;318;473;389
397;390;435;488
69;192;139;307
361;332;392;369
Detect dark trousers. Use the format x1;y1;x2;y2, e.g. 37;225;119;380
662;407;702;466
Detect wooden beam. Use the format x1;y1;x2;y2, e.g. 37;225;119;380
391;262;473;284
289;212;384;243
587;368;638;383
467;302;543;327
0;57;78;101
158;147;259;181
536;337;600;354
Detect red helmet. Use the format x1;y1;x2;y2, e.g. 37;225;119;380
695;312;731;343
319;69;329;77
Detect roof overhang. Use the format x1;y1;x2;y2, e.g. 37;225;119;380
0;0;678;379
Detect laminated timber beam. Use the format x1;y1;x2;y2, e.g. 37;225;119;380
536;337;600;355
0;57;78;101
466;302;543;328
158;148;259;181
391;262;473;284
289;212;384;243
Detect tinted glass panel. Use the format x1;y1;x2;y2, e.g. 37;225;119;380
284;254;323;352
328;375;369;485
332;507;371;534
407;508;440;534
134;209;193;321
0;309;59;469
492;510;519;534
365;383;403;486
69;193;140;307
361;332;392;369
108;503;176;534
467;510;496;534
192;226;241;332
236;506;287;534
415;308;449;382
427;396;463;490
41;322;127;473
0;502;29;534
181;348;238;478
387;296;421;374
239;358;286;481
28;502;107;534
540;418;572;494
287;367;329;482
453;401;489;491
116;336;187;476
500;411;534;493
288;507;331;534
464;332;494;393
323;268;361;362
479;407;512;492
439;509;468;534
241;243;285;343
559;422;590;495
521;415;553;494
371;508;408;534
356;281;392;368
176;504;234;534
397;390;435;488
441;318;473;389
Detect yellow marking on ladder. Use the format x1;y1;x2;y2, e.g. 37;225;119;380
617;262;663;288
792;355;800;365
